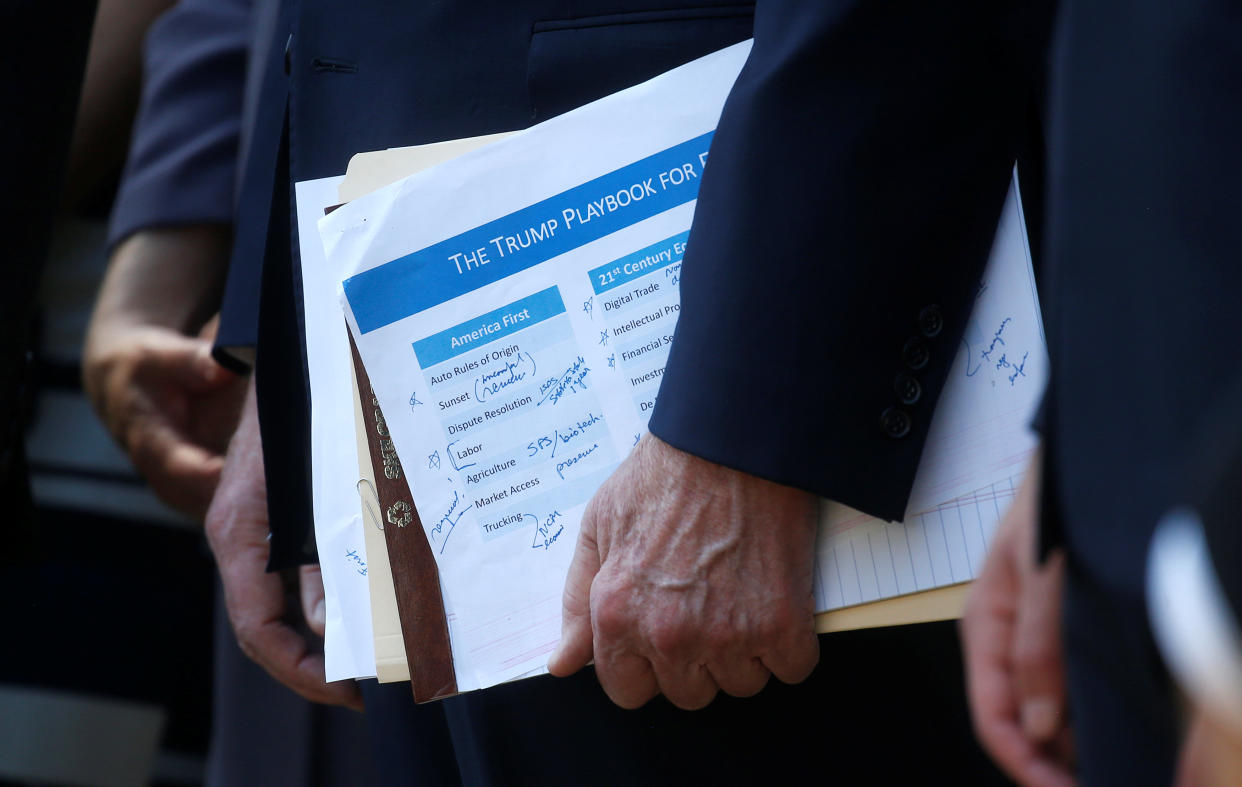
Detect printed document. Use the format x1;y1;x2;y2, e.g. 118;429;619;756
295;175;376;681
320;41;1045;691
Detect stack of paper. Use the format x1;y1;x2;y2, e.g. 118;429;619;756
294;41;1046;698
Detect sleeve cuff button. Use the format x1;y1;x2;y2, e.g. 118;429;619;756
881;407;912;438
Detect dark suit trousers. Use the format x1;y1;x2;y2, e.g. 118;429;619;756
362;622;1005;786
1062;565;1181;787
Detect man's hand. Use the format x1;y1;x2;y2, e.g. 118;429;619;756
548;434;820;710
961;449;1076;787
205;381;363;710
85;318;243;518
83;226;244;519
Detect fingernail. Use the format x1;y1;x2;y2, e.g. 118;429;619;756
312;599;326;628
1021;697;1059;740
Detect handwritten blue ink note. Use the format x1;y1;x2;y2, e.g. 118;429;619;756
474;351;537;403
530;510;564;550
538;357;591;406
430;490;472;554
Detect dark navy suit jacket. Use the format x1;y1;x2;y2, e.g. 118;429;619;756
221;0;1047;570
211;7;1027;783
1033;3;1242;779
108;0;249;246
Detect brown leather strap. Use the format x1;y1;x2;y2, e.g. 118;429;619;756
349;331;458;701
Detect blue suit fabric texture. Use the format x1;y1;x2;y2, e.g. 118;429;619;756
1035;2;1242;782
108;0;249;246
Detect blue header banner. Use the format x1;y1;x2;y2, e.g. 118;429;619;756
588;231;689;295
412;287;565;368
344;132;714;334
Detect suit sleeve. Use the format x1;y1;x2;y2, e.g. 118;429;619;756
107;0;251;247
649;0;1052;520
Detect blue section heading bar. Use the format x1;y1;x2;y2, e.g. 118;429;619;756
588;231;689;295
412;287;565;368
344;132;714;333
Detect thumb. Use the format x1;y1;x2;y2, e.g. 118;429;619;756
183;340;235;390
1014;549;1069;743
141;332;234;391
300;564;327;637
547;513;601;677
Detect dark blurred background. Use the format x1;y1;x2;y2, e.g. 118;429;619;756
2;0;215;783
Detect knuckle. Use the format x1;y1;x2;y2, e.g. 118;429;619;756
669;687;716;711
647;618;691;657
704;626;739;654
591;592;632;642
764;602;803;639
606;684;655;711
755;616;786;645
720;665;770;698
729;680;767;699
763;613;809;654
775;637;820;683
1014;641;1054;676
721;681;763;700
782;659;816;685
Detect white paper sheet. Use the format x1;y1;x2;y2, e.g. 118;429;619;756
294;176;376;681
817;179;1046;609
322;41;1045;691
